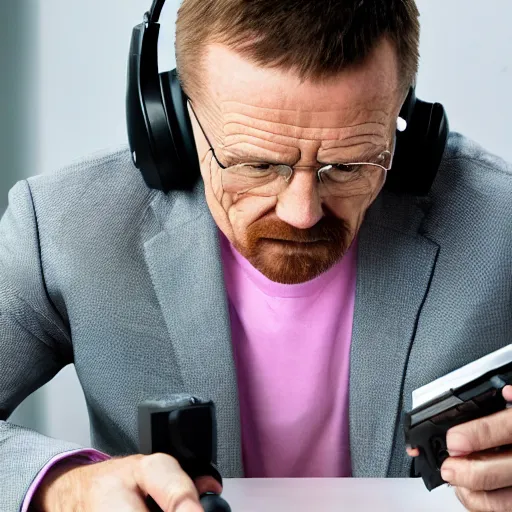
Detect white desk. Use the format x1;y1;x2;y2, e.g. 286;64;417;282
222;478;465;511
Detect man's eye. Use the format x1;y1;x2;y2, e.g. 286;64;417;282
249;163;272;171
332;164;360;173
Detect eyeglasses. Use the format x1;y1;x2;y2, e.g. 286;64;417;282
190;103;393;199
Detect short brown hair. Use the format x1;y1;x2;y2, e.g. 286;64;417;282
175;0;420;97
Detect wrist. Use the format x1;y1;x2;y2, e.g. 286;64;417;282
31;460;87;512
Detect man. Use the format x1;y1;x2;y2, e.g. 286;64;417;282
0;0;511;511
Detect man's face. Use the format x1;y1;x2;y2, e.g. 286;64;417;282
189;38;403;284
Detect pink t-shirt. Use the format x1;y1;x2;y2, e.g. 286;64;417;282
220;233;357;478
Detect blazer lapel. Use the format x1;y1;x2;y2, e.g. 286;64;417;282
349;193;440;477
143;183;243;477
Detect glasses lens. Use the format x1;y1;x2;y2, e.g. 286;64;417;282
221;164;292;196
318;164;387;198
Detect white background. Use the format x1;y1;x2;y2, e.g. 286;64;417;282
9;0;512;446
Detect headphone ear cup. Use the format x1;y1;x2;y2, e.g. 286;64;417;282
386;98;449;196
126;15;200;192
126;22;163;190
127;23;186;192
159;69;201;190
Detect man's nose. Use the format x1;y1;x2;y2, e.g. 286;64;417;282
275;168;324;229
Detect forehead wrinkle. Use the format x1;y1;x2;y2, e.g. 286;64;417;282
221;134;300;154
222;117;388;144
221;133;388;158
221;100;392;119
223;122;352;147
221;101;391;130
223;111;388;134
321;132;390;148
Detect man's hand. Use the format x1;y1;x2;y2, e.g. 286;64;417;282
407;385;512;511
32;453;222;511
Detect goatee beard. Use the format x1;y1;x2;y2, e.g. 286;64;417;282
234;214;352;284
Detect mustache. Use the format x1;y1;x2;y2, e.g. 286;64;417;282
236;210;353;284
246;213;350;245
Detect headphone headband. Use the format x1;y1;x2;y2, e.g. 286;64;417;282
147;0;166;24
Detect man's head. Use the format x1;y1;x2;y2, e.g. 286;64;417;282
175;0;420;284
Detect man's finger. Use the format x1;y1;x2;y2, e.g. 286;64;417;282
441;447;512;491
455;485;512;512
502;385;512;402
446;408;512;456
406;447;420;457
133;453;202;512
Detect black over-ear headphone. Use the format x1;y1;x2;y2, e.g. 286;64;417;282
127;0;450;196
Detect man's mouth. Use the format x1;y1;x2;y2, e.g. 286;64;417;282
263;236;328;241
261;238;330;246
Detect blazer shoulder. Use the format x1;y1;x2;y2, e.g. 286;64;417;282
27;145;153;202
442;132;512;178
425;132;512;241
24;145;157;228
433;132;512;203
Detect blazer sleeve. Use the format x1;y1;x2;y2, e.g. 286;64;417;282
0;180;86;511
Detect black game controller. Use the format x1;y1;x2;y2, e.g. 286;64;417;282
138;397;231;511
404;361;512;491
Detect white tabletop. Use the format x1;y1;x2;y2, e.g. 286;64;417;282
221;478;465;511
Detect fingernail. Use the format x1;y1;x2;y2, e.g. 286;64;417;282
503;385;512;400
441;467;454;482
446;432;472;456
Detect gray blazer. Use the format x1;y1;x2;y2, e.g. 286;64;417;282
1;133;511;510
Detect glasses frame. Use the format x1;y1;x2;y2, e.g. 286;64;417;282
189;101;394;191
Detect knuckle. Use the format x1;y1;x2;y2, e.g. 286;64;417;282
476;417;494;448
113;454;144;473
465;458;486;490
477;471;496;493
135;454;157;481
139;453;178;472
